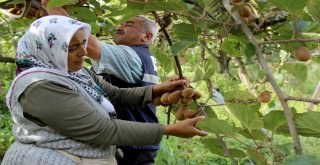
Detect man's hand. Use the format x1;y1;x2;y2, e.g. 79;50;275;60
163;116;208;138
152;76;188;97
41;0;69;16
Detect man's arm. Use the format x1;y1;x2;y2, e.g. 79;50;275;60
92;42;143;83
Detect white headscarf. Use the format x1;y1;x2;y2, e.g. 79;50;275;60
9;16;117;118
16;15;90;73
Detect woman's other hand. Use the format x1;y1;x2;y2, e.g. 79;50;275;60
163;116;208;138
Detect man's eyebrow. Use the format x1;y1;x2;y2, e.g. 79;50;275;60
125;21;134;24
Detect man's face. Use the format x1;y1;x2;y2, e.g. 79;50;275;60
114;17;148;46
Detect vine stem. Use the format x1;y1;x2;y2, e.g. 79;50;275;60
259;38;320;45
285;96;320;104
216;134;238;165
222;0;302;155
207;80;237;165
151;11;184;79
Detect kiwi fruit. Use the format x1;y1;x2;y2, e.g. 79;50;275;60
258;91;271;103
183;110;197;119
182;88;195;98
160;92;171;104
168;90;183;104
175;109;185;121
151;96;162;106
192;91;202;100
181;97;193;105
294;46;311;61
238;6;251;18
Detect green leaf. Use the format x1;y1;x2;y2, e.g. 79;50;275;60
313;55;320;64
203;106;217;118
239;129;268;141
47;0;77;9
278;111;320;137
221;39;241;57
170;23;200;54
74;7;98;22
192;66;204;82
244;42;257;59
283;63;308;82
202;138;245;158
278;143;294;155
202;138;225;156
283;155;320;165
172;23;200;41
89;22;100;34
263;110;287;132
295;111;320;137
247;148;268;165
144;0;189;12
170;41;196;55
306;0;320;21
203;59;216;80
268;0;307;16
196;118;238;137
223;90;256;101
226;103;264;131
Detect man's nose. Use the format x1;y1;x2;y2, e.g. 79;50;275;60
117;24;124;30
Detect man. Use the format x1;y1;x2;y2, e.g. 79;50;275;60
88;16;160;165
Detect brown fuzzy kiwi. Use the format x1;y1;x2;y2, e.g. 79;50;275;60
294;46;311;61
238;6;251;18
182;88;195;98
160;92;171;105
168;90;183;104
175;109;185;121
181;97;193;105
258;91;271;103
152;96;162;106
183;109;198;119
192;91;202;100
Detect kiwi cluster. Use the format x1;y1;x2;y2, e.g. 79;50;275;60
231;0;255;25
152;88;202;121
7;0;87;19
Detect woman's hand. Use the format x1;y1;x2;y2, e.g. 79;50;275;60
152;76;189;97
163;116;208;138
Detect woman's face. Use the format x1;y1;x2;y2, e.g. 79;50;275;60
67;29;87;72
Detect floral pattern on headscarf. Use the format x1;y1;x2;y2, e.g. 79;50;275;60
14;16;116;118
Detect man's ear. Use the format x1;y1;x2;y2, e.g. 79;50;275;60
142;32;153;43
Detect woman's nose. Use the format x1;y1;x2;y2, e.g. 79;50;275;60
78;45;87;57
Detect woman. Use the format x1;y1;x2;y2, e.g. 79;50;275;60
2;16;208;165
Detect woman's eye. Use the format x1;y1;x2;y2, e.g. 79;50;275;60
68;45;79;51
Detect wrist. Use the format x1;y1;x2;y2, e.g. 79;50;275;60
163;125;173;135
152;84;164;97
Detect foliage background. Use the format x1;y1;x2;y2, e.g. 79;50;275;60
1;0;320;164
